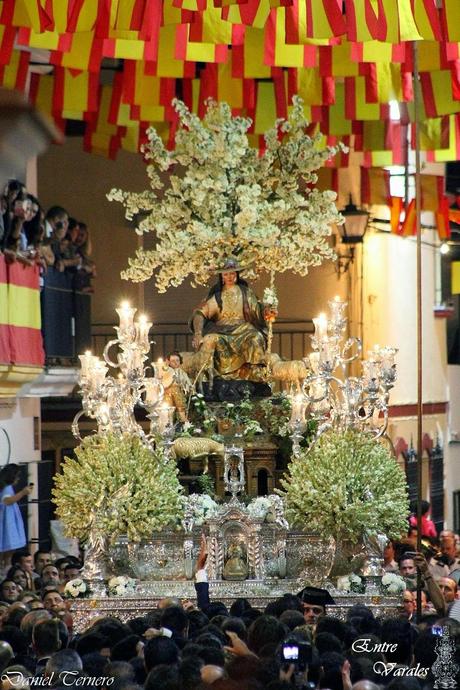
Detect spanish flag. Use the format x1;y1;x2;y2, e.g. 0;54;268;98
0;256;44;367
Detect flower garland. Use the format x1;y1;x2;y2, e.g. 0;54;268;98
108;96;345;292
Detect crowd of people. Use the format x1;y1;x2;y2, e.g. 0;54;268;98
0;179;96;292
0;520;457;690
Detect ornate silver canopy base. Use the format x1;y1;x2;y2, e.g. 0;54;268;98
70;585;401;632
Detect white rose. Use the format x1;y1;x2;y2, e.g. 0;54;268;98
387;583;400;594
336;576;351;592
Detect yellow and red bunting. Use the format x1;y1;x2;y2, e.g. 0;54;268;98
0;256;9;365
398;198;417;236
0;49;29;91
283;0;345;43
436;195;451;240
440;0;460;43
420;70;460;118
411;0;442;41
361;167;390;206
420;174;444;212
389;196;404;233
52;67;99;119
0;23;15;64
314;167;338;193
0;256;44;367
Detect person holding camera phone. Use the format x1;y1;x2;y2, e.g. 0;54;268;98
0;464;33;570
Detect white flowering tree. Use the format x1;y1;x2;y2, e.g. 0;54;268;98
108;97;344;292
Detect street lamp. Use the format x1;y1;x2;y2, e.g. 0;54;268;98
336;197;369;273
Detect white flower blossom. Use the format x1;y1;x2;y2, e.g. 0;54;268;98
108;575;137;596
64;578;87;598
107;97;344;292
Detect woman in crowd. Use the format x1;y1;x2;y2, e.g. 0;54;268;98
0;466;32;571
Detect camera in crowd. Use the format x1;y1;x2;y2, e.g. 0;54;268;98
281;635;312;672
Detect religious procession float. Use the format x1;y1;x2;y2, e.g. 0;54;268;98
52;97;409;629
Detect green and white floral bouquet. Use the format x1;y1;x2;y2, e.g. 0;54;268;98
64;578;88;599
247;496;273;520
381;572;406;594
280;429;409;544
53;433;184;543
182;494;219;526
336;573;365;594
108;96;344;292
108;576;137;597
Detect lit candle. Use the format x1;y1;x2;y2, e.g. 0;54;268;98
135;314;152;353
328;297;347;330
362;358;379;382
309;351;320;374
127;348;144;372
91;360;108;389
379;346;397;371
78;350;95;377
290;394;306;424
144;379;162;405
313;313;328;339
157;403;174;433
116;301;137;334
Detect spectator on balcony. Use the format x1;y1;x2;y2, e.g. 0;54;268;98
45;206;82;275
3;195;37;267
23;195;41;249
71;221;96;292
44;206;68;240
1;180;26;246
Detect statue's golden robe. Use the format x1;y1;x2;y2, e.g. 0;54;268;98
191;284;267;380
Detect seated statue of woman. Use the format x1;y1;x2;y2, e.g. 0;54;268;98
190;258;275;382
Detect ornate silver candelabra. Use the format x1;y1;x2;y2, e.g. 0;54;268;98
72;303;165;449
300;298;397;440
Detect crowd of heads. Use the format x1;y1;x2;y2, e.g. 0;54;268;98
1;180;96;291
0;538;456;689
383;500;460;624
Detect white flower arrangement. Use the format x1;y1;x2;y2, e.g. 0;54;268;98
263;286;279;310
108;575;137;597
108;96;345;292
281;429;409;543
182;494;219;526
381;572;406;594
64;578;88;599
243;419;264;438
336;573;364;593
247;496;273;520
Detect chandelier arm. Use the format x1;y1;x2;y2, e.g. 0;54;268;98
339;337;363;364
303;374;342;404
103;339;122;368
71;410;86;441
373;410;389;439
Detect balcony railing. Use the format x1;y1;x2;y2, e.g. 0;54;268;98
91;319;314;363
